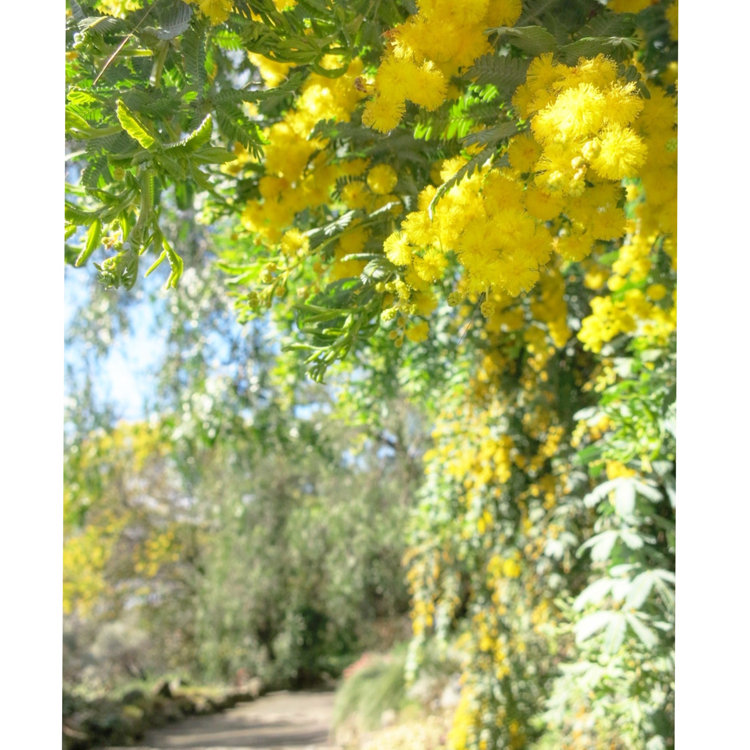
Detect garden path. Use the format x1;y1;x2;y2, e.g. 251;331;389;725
124;689;338;750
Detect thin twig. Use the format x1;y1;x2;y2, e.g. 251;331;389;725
93;4;157;86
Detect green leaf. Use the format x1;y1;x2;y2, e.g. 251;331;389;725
190;146;237;164
145;249;168;277
488;25;558;56
462;121;518;147
116;99;157;149
574;611;616;644
213;29;243;50
66;109;94;135
577;530;618;562
614;480;636;517
620;529;644;550
575;444;603;465
75;219;102;267
165;114;214;152
162;237;184;288
574;578;614;611
151;1;192;40
182;21;208;91
215;104;263;152
466;54;530;93
65;201;99;225
603;613;627;653
625;571;656;610
578;9;636;38
559;36;639;65
625;613;659;649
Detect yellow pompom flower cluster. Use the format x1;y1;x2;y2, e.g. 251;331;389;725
515;53;647;193
578;201;676;354
329;225;369;282
95;0;142;18
241;59;367;245
578;286;675;353
381;159;552;329
632;85;678;237
430;399;516;510
608;0;653;12
185;0;234;26
363;0;522;132
366;164;399;195
247;52;293;87
64;512;130;615
666;1;678;41
529;266;572;348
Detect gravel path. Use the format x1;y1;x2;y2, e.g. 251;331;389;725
130;690;338;750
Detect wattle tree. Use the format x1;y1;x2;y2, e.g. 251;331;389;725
65;1;676;747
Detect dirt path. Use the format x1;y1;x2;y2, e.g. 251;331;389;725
133;690;339;750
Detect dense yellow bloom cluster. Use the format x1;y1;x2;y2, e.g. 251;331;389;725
530;266;572;347
516;53;647;192
363;0;522;132
448;685;485;750
578;286;675;353
63;513;129;615
241;58;366;243
426;400;515;509
381;159;553;331
577;218;676;353
632;86;678;237
376;54;675;341
134;526;181;578
404;546;443;636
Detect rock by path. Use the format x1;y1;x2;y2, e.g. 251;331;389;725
121;690;339;750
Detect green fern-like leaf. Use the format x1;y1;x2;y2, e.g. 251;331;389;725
215;103;264;154
121;89;184;118
519;0;563;26
213;29;244;50
182;22;208;92
466;55;530;95
462;121;518;148
68;0;87;23
578;9;636;39
559;35;639;65
77;15;127;38
150;1;192;41
164;114;214;152
81;157;112;189
307;210;358;251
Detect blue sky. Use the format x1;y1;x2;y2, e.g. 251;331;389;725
65;266;166;420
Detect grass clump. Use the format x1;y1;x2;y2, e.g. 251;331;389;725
333;645;412;731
